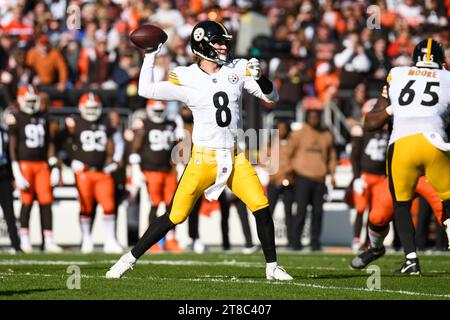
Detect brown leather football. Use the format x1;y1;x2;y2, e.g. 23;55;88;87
129;24;168;50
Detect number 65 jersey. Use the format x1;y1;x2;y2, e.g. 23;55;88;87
139;58;278;149
385;66;450;145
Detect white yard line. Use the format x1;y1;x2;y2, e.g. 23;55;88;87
1;271;449;299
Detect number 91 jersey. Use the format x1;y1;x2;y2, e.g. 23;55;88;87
386;66;450;144
69;115;114;169
7;111;49;161
169;59;254;149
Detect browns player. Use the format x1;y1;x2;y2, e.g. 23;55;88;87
350;99;389;252
351;175;450;269
62;92;123;254
129;100;182;253
7;85;62;253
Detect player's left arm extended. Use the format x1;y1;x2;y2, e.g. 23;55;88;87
244;75;279;103
364;96;392;131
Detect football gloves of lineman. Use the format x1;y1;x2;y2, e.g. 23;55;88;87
353;177;367;195
247;58;261;80
12;161;29;190
48;156;60;187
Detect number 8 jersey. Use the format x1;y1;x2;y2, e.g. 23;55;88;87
139;58;278;149
385;66;450;145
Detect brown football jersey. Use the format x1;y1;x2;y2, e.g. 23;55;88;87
69;115;114;169
351;129;389;176
139;119;176;172
8;111;49;161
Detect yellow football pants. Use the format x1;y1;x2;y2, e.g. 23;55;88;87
168;145;269;225
387;134;450;202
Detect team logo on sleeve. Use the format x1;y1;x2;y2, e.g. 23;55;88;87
228;73;239;84
193;28;205;42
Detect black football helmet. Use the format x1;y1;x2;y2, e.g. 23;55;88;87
412;38;445;69
190;20;233;65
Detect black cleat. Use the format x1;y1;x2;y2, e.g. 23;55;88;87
350;246;386;269
394;258;421;275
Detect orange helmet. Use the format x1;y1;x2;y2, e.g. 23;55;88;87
146;100;167;123
17;85;40;114
78;92;102;122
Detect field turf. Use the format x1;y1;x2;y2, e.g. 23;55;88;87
1;251;450;300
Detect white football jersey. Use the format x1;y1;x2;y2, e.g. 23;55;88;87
386;66;450;144
138;57;278;148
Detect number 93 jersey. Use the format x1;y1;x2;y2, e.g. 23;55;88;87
69;115;114;169
7;111;49;161
385;66;450;144
167;59;277;148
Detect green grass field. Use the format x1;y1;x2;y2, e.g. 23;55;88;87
1;251;450;300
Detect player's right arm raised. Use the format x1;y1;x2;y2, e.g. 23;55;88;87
138;45;190;104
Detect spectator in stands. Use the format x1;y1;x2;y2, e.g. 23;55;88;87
79;31;117;89
1;5;34;44
396;0;425;30
26;33;69;105
334;32;371;91
113;52;140;109
288;105;337;251
340;82;368;127
311;23;337;65
368;37;391;94
265;120;295;249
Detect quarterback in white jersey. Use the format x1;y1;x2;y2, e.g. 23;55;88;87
106;20;292;281
362;38;450;275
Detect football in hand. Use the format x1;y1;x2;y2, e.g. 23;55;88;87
129;24;168;50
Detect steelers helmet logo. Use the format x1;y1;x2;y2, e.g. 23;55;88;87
193;27;205;42
228;73;239;84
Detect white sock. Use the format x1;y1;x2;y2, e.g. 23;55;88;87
104;215;117;243
406;252;417;259
125;251;137;263
368;226;388;249
266;262;278;270
166;229;175;241
43;230;53;244
20;228;30;242
80;217;92;242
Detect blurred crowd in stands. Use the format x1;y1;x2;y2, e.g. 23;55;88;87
0;0;448;128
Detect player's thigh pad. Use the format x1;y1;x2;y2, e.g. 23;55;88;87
387;135;424;202
75;171;95;213
227;153;269;212
168;146;217;224
35;162;53;205
145;171;164;206
416;176;445;225
94;172;116;214
19;161;35;205
369;179;394;227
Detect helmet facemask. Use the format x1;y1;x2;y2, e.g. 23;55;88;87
18;92;40;114
79;94;102;122
147;103;167;123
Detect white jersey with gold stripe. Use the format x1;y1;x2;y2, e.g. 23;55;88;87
385;66;450;145
138;57;278;149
